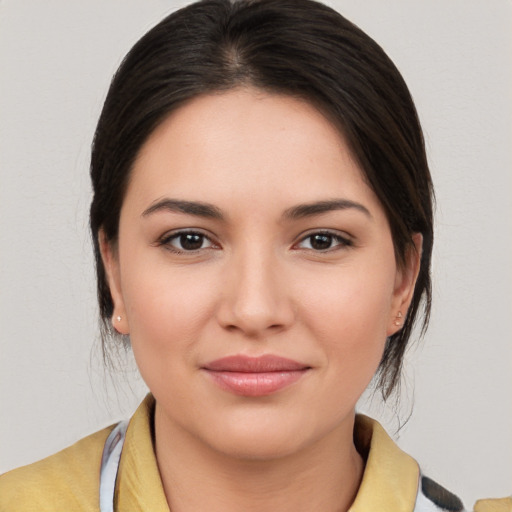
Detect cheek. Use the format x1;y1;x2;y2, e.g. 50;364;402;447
300;258;396;333
297;260;396;384
118;253;219;377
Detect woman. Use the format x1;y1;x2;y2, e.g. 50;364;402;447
0;0;509;510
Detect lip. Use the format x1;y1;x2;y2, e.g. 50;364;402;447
202;355;310;397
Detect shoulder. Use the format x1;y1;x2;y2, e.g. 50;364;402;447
0;425;114;512
355;415;510;512
413;471;511;512
474;497;512;512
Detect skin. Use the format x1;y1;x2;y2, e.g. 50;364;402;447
101;88;421;512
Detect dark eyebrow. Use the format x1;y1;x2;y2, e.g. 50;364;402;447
141;199;224;220
283;199;372;220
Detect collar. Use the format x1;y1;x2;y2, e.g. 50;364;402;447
115;395;419;512
349;414;419;512
116;394;170;511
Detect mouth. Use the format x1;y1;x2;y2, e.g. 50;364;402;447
201;354;311;397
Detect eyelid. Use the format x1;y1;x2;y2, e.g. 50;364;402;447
157;228;220;253
293;229;354;251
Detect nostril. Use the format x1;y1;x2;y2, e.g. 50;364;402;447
214;268;295;336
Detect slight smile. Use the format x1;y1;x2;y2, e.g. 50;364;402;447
201;355;311;397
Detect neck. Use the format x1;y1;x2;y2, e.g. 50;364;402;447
154;404;364;512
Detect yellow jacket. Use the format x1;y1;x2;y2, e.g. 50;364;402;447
0;394;509;511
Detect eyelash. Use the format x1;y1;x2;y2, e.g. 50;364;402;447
157;230;218;254
294;230;353;252
157;229;353;254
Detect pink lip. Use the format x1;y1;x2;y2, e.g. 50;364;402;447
202;355;310;397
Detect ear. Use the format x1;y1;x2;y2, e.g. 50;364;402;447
99;230;129;335
387;233;423;336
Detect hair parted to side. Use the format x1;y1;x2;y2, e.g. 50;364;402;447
90;0;434;400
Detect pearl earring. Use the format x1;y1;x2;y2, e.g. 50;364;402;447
116;316;122;322
394;311;403;326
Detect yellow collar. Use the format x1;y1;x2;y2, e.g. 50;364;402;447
116;395;419;512
116;395;170;511
349;414;419;512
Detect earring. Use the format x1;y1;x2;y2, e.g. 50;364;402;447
394;311;403;326
112;315;124;334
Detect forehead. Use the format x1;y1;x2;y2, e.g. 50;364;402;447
127;87;382;217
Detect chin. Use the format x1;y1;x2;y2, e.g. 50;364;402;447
210;429;307;461
196;408;327;462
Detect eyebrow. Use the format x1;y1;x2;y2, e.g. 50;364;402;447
142;199;224;219
141;197;372;221
283;199;372;220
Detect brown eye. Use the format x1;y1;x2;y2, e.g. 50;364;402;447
296;231;352;251
310;234;334;250
161;231;215;252
179;233;205;250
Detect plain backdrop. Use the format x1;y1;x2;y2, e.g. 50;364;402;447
1;0;511;507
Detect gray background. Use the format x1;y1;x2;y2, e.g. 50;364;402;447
1;0;511;507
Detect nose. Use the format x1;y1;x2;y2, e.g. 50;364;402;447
216;249;295;337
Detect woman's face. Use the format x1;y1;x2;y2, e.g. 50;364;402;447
103;88;419;459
